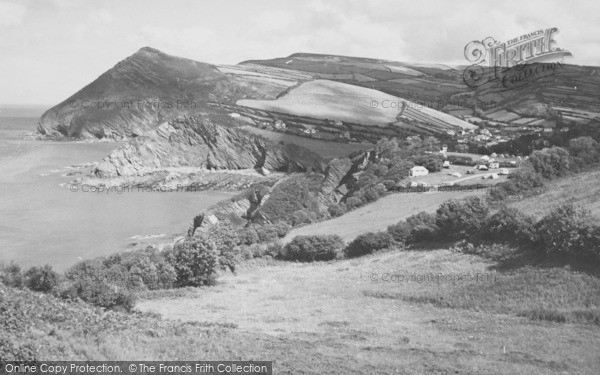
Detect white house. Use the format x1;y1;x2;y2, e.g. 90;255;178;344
409;166;429;177
489;162;500;169
499;168;510;175
443;160;451;168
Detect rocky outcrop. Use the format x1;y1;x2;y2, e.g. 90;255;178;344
94;115;324;178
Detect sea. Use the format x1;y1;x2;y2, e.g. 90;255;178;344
0;106;232;271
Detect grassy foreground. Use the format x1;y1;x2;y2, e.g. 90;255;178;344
136;249;599;375
3;248;600;374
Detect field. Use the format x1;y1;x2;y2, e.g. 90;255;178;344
282;190;484;244
510;169;600;218
238;80;403;126
407;164;509;187
238;80;476;130
137;249;600;374
241;126;372;158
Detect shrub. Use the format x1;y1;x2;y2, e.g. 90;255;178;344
24;265;59;293
126;251;176;290
0;262;24;288
345;232;394;258
482;206;536;245
435;196;490;240
60;279;136;311
284;235;344;262
0;338;37;361
166;239;220;287
387;221;412;244
452;241;520;262
345;196;364;210
254;222;291;242
239;227;260;245
406;211;439;243
362;187;380;202
291;209;317;226
328;203;346;218
533;204;600;261
528;147;570;179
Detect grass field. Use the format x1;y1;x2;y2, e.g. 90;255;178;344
137;249;600;374
510;169;600;218
282;190;484;244
238;80;476;130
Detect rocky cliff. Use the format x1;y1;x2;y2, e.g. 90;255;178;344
94;115;324;178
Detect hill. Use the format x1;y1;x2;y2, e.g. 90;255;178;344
37;47;292;139
238;79;476;131
509;169;600;218
244;53;600;128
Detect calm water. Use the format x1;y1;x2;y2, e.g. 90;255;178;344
0;107;232;270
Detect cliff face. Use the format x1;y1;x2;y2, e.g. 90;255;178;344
94;115;324;178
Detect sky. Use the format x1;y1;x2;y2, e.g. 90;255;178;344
1;0;599;105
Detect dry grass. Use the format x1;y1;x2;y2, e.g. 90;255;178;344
6;247;600;373
282;190;484;244
135;249;600;374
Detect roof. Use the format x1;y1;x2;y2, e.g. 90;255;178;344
411;166;428;171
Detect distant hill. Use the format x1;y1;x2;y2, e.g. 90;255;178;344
244;53;600;127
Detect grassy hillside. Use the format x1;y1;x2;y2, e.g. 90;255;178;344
137;249;600;375
509;169;600;218
244;53;600;127
282;190;484;244
238;79;475;130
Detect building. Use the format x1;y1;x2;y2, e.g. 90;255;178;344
443;160;451;168
489;162;499;169
409;166;429;177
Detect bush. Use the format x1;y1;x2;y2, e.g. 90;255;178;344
482;206;536;245
254;222;291;243
345;196;364;210
405;211;439;243
533;204;600;262
126;251;176;290
452;241;520;262
435;196;490;240
24;265;59;293
166;239;220;287
328;203;347;218
0;262;24;288
387;221;411;244
0;338;37;361
489;164;545;200
528;147;570;179
345;232;394;258
284;235;344;262
60;279;136;311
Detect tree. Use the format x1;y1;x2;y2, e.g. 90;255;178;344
436;196;490;240
528;147;570;179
